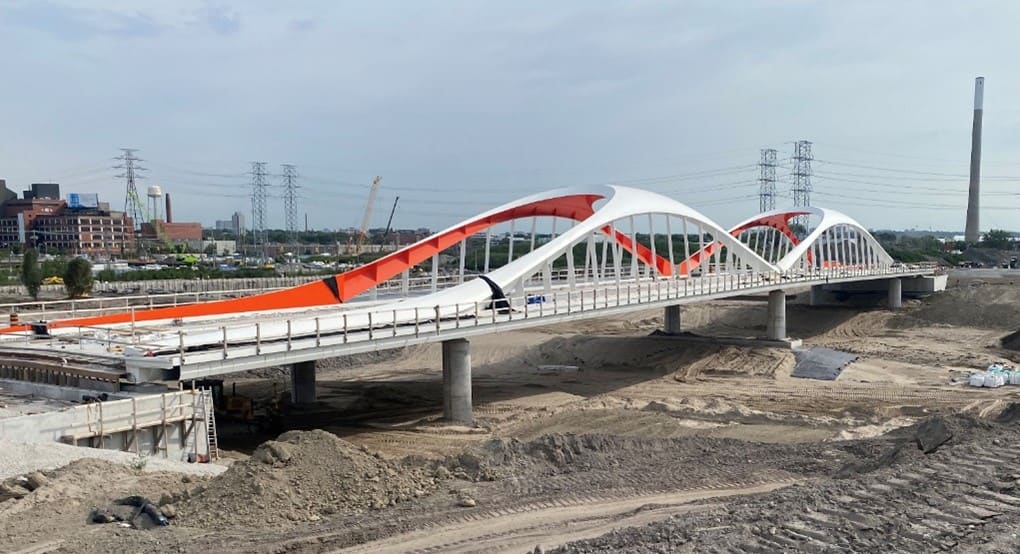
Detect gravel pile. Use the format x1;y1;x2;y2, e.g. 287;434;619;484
177;429;439;527
0;439;226;480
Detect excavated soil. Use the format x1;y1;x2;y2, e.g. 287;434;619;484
177;429;439;527
5;276;1020;552
553;416;1020;554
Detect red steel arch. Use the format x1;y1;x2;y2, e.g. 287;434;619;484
33;193;673;331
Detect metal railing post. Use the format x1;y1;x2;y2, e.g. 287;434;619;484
368;312;374;340
221;326;227;359
435;306;442;334
415;308;421;336
343;315;348;343
315;317;321;347
393;310;399;336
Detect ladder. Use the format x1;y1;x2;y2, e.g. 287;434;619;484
198;389;220;461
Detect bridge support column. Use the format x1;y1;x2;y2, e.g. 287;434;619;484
767;290;786;340
290;361;316;404
442;338;473;424
663;305;682;335
810;285;824;306
888;278;903;310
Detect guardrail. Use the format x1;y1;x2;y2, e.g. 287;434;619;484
0;267;602;323
168;264;935;377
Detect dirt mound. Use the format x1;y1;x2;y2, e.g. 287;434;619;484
517;336;790;380
834;415;988;477
177;430;438;527
442;433;835;482
673;345;793;381
898;282;1020;329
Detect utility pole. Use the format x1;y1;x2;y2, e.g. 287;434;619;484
114;148;146;232
791;140;813;230
250;162;268;262
758;148;777;213
282;164;299;244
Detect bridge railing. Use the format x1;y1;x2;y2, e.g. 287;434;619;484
170;264;933;376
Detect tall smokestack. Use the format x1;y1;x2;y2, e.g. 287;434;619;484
965;76;984;243
164;192;173;224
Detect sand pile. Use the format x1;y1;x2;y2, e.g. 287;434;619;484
178;430;438;527
899;282;1020;329
522;335;741;374
673;345;793;381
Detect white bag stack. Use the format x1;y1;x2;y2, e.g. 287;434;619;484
983;372;1006;388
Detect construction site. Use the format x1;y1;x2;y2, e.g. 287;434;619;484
0;266;1019;553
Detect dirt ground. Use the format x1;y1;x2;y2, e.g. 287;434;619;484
3;273;1020;553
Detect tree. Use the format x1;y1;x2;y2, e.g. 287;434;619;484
20;248;42;300
63;258;94;299
982;229;1012;250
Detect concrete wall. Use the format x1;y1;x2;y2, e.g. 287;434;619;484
0;379;131;402
0;390;210;461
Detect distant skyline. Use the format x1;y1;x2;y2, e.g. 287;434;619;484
1;1;1019;232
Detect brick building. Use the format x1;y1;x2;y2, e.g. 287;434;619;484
0;182;135;254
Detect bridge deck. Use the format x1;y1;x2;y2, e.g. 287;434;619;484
40;267;936;381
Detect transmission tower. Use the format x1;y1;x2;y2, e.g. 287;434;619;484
114;148;146;231
791;140;813;228
250;162;269;260
758;148;777;212
282;164;299;243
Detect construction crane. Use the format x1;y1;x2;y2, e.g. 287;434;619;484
383;196;400;248
356;176;381;259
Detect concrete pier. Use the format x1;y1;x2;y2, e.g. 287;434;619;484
767;290;787;340
888;278;903;310
442;338;473;424
663;305;682;335
290;360;317;404
810;285;825;307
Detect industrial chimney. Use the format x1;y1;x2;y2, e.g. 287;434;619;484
164;192;173;224
964;76;984;244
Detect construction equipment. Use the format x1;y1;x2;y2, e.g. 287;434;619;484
126;185;173;252
383;196;400;248
356;176;381;258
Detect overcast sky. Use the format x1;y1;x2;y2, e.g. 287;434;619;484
1;0;1019;232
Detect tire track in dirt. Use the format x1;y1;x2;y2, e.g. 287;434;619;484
271;479;799;554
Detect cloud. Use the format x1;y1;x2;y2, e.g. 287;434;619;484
0;0;164;40
288;18;316;33
199;3;241;36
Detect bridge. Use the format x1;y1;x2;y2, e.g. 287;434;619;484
0;185;940;422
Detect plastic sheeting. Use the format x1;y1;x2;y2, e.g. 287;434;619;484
792;347;860;381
